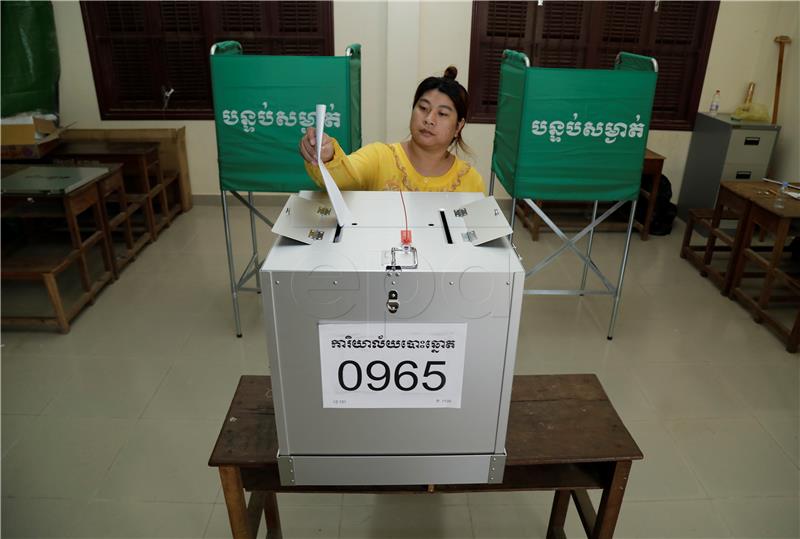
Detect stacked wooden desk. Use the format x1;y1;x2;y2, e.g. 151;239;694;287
52;141;180;240
209;374;642;539
1;165;118;332
681;179;800;351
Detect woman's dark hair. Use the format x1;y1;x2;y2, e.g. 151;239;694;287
413;66;472;155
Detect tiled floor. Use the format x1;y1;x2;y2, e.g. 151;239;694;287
2;203;798;538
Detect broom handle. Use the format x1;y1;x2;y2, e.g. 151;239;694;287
772;42;786;124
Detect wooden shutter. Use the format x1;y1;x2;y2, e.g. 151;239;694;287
82;2;161;112
651;1;717;129
81;1;334;120
468;1;536;121
467;0;718;130
159;1;210;110
274;1;329;55
592;1;651;68
534;1;591;68
210;1;330;56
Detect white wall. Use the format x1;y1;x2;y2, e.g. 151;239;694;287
54;0;798;198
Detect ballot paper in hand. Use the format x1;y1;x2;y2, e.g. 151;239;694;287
316;104;352;227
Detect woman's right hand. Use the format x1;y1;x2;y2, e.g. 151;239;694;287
299;127;334;165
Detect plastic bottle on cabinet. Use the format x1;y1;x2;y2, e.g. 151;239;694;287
774;181;788;210
709;90;721;116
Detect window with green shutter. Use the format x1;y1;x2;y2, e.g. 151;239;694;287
81;1;334;120
467;0;719;130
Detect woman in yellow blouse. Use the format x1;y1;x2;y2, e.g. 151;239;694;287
298;66;484;193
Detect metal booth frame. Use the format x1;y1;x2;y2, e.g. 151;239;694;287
489;50;658;339
210;41;362;336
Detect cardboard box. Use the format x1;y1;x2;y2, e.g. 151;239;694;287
1;114;65;159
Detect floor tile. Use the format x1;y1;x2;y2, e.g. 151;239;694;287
83;305;194;359
754;411;800;467
668;418;800;497
715;360;799;414
565;499;732;538
0;331;26;353
1;416;132;499
205;502;340;538
340;502;473;538
141;357;243;421
6;318;105;359
41;354;171;419
1;414;38;458
623;420;708;501
1;497;87;538
95;418;221;503
66;500;214;538
1;354;77;414
469;503;554;538
467;491;554;506
714;496;800;538
633;362;751;419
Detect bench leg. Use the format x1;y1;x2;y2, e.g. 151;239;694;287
43;273;70;334
546;489;570;539
219;466;253;539
264;491;282;539
592;460;632;539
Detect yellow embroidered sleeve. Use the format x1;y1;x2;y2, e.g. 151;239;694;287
304;140;386;191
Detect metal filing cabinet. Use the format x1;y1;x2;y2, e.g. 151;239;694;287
677;112;780;220
261;191;524;486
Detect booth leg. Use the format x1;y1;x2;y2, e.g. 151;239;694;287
247;192;262;293
608;200;637;340
222;192;243;337
580;201;599;293
509;197;517;241
489;170;496;196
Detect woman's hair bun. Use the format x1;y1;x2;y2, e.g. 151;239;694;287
443;66;458;80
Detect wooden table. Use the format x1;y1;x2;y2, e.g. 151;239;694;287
209;375;642;539
681;179;800;351
52;141;176;240
515;149;666;241
680;180;776;295
729;185;800;352
1;165;116;332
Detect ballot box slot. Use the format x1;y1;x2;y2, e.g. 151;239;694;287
333;223;343;243
439;210;453;244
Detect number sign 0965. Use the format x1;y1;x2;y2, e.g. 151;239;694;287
319;323;466;409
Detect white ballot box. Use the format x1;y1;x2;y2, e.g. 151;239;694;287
261;191;524;486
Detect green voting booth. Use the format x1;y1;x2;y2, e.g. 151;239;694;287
491;50;657;338
210;41;361;336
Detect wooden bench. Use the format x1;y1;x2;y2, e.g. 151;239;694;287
730;195;800;352
680;207;740;293
1;166;115;332
209;374;643;539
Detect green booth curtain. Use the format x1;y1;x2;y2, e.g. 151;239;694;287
210;42;361;193
492;51;657;202
1;1;60;117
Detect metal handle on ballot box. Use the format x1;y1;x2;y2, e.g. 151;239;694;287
387;245;419;271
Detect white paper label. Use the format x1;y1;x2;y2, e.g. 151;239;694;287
319;323;467;409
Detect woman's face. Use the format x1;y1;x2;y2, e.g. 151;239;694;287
409;89;465;151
